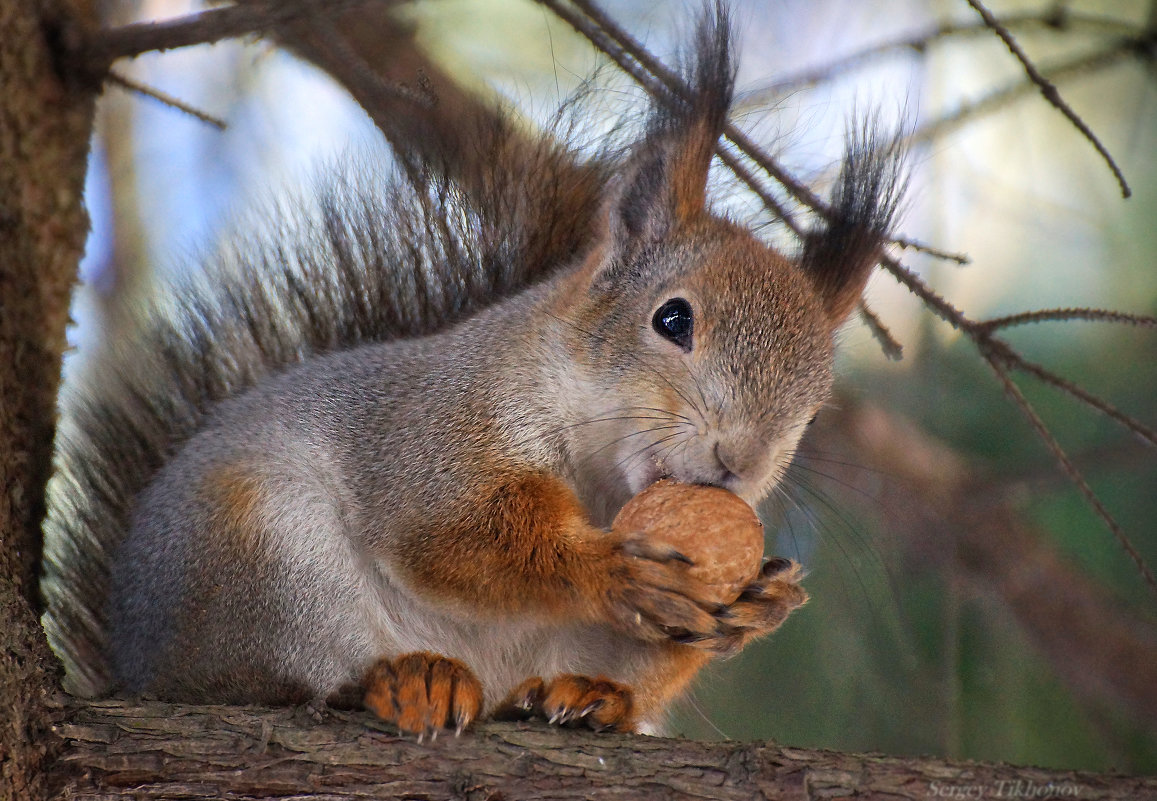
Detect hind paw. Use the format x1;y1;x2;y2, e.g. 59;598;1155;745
493;674;635;732
362;651;483;740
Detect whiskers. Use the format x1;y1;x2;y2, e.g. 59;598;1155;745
767;447;910;638
614;423;695;478
536;309;719;484
541;403;697;483
542;310;717;428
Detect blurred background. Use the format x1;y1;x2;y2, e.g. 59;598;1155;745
69;0;1157;773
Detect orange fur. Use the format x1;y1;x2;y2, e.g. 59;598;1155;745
198;462;267;550
670;122;714;224
184;462;270;632
630;644;713;723
494;674;636;732
393;471;617;618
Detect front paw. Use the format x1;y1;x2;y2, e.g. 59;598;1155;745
691;557;808;655
493;674;635;732
602;532;729;644
362;651;483;740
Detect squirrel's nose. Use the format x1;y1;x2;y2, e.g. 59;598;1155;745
712;441;743;485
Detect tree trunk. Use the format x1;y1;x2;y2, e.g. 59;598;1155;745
0;0;96;798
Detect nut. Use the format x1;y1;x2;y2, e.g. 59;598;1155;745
612;479;764;605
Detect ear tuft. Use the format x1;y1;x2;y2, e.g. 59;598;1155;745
652;0;736;222
800;122;906;324
609;1;737;249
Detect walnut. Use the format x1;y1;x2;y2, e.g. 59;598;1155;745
612;479;764;605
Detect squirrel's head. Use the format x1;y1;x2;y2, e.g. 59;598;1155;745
552;3;902;510
559;219;838;507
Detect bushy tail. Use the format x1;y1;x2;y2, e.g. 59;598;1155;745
40;119;606;696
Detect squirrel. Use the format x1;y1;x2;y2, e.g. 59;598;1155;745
40;3;902;737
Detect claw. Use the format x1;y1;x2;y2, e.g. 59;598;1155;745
621;535;695;565
579;698;605;718
499;674;635;733
761;556;793;577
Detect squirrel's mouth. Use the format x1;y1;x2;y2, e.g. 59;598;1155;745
635;453;742;496
626;458;667;497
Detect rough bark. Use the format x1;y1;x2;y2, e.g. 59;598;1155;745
50;699;1157;801
0;0;96;798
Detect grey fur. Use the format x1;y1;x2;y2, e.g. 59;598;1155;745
42;144;606;697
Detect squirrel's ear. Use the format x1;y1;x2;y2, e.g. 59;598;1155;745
800;124;905;325
608;3;735;248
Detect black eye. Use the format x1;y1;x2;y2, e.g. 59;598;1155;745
652;297;693;351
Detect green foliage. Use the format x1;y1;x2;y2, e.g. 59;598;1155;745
676;319;1157;772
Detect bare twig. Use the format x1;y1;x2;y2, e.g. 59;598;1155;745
983;354;1157;596
858;303;904;360
106;69;226;130
893;237;970;265
981;307;1157;331
78;0;372;75
536;0;817;235
965;0;1132;198
739;8;1142;102
877;255;1157;599
907;43;1138;147
878;254;973;333
717;148;803;236
540;0;972;269
995;438;1156;497
995;346;1157;451
890;239;970;265
877;262;1157;457
554;0;829;209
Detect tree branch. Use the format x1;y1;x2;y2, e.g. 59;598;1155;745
49;699;1156;800
738;7;1142;101
906;41;1139;147
75;0;373;75
1;0;97;798
106;69;226;130
965;0;1132;198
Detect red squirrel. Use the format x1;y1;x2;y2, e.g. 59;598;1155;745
41;3;902;737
